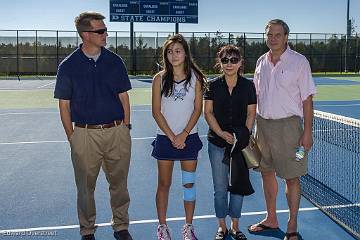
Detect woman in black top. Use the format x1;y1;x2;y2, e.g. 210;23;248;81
204;45;257;240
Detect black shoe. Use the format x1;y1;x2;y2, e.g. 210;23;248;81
81;234;95;240
114;230;133;240
229;230;247;240
215;229;228;240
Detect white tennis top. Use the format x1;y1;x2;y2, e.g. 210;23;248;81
158;71;198;135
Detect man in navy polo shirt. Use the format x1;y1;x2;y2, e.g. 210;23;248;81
54;12;133;240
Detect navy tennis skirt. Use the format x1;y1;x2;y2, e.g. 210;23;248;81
151;133;203;161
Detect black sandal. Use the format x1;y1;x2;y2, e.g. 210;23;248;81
215;229;228;240
230;230;247;240
248;223;279;233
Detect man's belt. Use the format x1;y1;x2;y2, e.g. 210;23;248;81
75;120;122;129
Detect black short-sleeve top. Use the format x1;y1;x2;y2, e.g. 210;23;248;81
204;75;257;146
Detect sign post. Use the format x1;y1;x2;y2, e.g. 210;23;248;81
130;22;135;74
175;23;179;34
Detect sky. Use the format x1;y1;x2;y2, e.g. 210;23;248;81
0;0;359;34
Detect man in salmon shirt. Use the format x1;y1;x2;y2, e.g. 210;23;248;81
248;19;316;240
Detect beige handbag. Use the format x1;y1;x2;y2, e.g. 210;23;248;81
242;135;261;169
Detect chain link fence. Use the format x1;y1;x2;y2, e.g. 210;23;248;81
0;30;359;75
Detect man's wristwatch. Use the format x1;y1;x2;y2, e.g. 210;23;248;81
125;123;132;130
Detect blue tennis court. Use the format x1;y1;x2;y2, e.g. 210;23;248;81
0;76;359;239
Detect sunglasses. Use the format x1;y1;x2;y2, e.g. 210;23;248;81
220;57;240;64
82;28;107;35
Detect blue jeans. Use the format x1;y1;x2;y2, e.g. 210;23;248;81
208;142;244;219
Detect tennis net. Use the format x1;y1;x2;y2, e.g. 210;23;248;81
301;110;360;239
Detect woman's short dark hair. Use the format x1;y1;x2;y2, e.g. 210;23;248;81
215;45;244;75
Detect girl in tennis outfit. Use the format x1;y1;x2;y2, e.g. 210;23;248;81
204;45;257;240
151;34;207;240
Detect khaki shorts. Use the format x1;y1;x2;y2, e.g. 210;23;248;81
255;115;307;179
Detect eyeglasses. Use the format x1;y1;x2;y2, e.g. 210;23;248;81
82;28;107;35
220;57;240;64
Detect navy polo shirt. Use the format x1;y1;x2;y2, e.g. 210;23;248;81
54;45;131;124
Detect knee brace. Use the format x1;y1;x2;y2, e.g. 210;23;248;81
182;170;196;201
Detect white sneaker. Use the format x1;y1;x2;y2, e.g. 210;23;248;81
157;224;172;240
182;224;198;240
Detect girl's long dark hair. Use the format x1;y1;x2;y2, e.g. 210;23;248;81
161;34;207;97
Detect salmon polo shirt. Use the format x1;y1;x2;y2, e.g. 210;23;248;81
253;46;317;119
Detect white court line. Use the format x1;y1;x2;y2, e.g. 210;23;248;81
0;208;315;233
1;204;359;234
0;135;207;146
0;140;67;145
0;111;58;116
0;88;32;91
132;109;151;111
0;109;151;116
36;81;56;89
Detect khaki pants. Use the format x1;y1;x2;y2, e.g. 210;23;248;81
255;115;307;179
70;123;131;236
